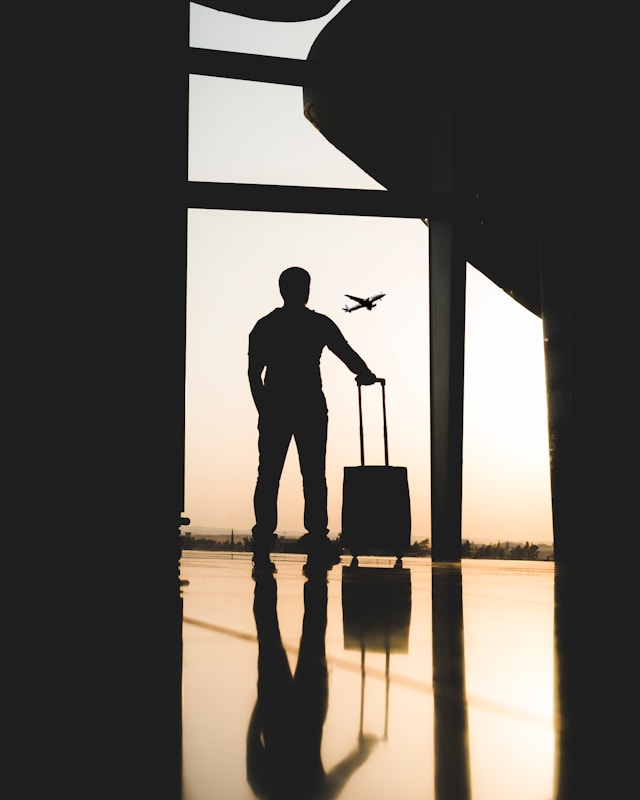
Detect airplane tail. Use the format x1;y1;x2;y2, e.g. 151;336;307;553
343;305;351;312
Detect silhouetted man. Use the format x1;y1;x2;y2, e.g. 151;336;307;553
249;267;377;574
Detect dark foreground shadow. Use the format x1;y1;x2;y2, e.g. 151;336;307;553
247;572;377;800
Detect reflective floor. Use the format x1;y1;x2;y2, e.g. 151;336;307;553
181;553;569;800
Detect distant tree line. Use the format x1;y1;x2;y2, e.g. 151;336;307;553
179;532;550;560
461;539;544;560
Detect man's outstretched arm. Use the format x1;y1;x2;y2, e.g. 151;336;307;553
326;322;377;385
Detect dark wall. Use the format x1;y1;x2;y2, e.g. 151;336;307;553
14;5;188;799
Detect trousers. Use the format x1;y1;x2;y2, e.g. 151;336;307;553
252;400;329;549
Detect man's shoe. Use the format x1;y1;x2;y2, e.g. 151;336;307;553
252;552;277;577
301;536;341;575
302;558;331;578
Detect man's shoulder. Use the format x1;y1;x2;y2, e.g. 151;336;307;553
306;308;338;326
250;306;340;336
250;308;280;332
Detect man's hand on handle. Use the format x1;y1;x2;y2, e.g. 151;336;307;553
356;371;381;386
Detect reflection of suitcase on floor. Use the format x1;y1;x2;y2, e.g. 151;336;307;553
342;566;412;740
341;379;411;561
342;566;412;653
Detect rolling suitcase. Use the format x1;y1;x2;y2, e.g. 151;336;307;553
341;379;411;563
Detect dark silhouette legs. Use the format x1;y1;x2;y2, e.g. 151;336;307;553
252;406;329;551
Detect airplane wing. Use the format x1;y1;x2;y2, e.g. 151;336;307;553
345;294;366;304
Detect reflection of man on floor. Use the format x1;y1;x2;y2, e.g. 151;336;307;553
248;267;377;576
247;572;377;799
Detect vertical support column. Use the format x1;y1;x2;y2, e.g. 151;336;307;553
538;219;574;566
427;0;466;562
429;222;466;561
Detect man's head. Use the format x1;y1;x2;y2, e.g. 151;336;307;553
279;267;310;306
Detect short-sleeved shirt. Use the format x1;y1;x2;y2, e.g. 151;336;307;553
249;306;369;405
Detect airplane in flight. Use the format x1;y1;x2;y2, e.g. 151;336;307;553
342;292;386;312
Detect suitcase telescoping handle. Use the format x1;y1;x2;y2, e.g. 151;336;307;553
358;377;389;467
359;643;391;741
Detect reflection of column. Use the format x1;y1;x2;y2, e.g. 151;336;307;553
553;566;583;800
432;562;471;800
